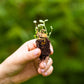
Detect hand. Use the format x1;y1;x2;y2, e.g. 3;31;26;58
0;39;53;84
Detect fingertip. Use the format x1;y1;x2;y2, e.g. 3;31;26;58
34;48;41;57
50;45;54;55
50;48;54;55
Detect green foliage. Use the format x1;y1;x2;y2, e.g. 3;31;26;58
0;0;84;84
33;19;53;38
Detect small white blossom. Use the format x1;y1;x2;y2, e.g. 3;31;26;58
38;24;45;27
45;19;48;22
39;20;44;23
33;20;37;23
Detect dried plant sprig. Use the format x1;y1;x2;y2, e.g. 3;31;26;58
33;19;53;38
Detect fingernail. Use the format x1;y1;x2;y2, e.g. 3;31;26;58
41;69;45;73
45;72;47;76
34;49;40;56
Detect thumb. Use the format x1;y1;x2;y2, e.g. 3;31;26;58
3;48;41;65
24;48;41;62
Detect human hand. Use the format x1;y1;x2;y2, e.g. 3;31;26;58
0;39;53;84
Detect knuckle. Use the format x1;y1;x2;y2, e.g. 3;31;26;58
40;63;45;69
49;58;53;65
50;58;53;62
51;66;53;72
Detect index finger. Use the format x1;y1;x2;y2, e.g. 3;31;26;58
26;39;37;51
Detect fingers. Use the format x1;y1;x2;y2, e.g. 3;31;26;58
38;57;53;76
39;57;53;72
42;66;53;76
39;57;49;69
39;57;50;69
24;48;41;61
26;39;54;55
15;39;53;64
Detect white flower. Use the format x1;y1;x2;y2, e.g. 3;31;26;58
33;20;37;23
45;19;48;22
39;20;44;23
38;24;45;27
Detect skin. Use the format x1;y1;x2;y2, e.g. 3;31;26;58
0;39;53;84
